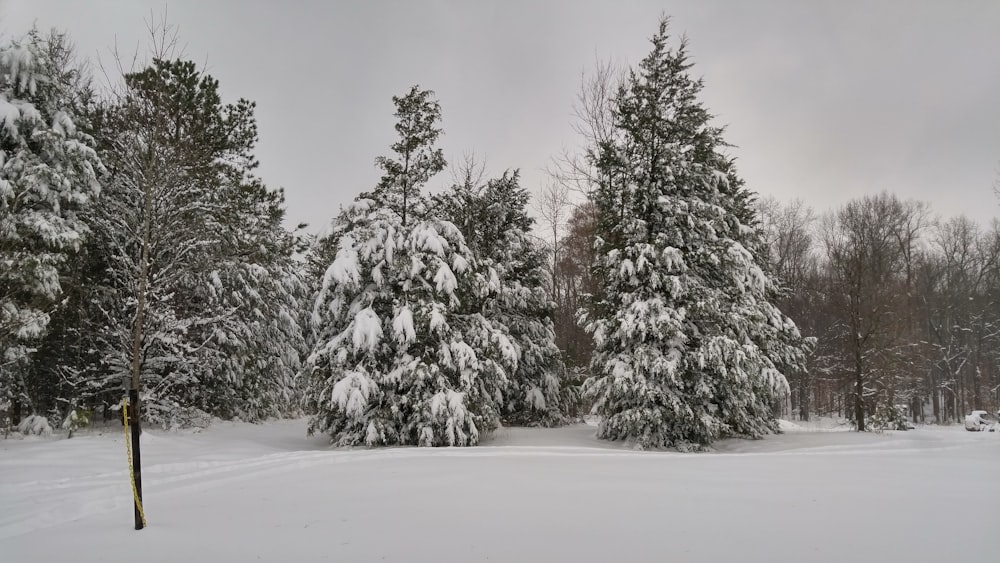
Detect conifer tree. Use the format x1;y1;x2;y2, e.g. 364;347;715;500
192;179;309;421
583;18;808;449
307;87;517;446
434;170;571;425
367;86;446;227
0;30;102;425
93;59;304;425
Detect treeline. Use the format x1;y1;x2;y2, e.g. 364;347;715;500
758;194;1000;427
304;18;810;449
1;29;306;431
3;19;995;445
531;23;1000;434
548;191;1000;430
0;27;570;439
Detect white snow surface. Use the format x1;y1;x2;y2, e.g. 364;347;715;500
1;419;997;562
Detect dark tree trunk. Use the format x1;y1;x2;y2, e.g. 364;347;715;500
854;362;866;431
799;371;810;421
11;398;21;426
931;370;940;424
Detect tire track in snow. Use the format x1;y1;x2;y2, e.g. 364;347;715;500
3;435;994;539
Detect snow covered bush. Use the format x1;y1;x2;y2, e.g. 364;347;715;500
17;414;52;436
61;408;90;438
865;403;911;432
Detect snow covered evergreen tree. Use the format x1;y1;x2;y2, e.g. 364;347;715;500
0;29;102;426
365;85;446;228
434;169;571;425
191;179;309;422
582;18;808;449
307;87;517;446
92;58;305;426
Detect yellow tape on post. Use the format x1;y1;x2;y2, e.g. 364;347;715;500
123;397;147;527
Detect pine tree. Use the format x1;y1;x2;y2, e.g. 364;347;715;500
25;234;112;422
366;85;446;227
92;59;304;426
169;96;308;423
0;29;102;426
583;18;807;449
192;179;309;422
306;87;517;446
434;170;571;425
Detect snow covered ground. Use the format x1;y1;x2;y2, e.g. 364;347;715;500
2;419;997;562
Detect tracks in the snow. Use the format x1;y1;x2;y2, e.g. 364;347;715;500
2;432;992;540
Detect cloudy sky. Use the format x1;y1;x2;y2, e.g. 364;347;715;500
4;0;999;232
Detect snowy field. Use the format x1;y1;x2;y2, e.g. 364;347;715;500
2;419;998;562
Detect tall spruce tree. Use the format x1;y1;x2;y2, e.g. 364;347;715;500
0;30;102;427
583;18;808;449
434;170;571;425
306;87;517;446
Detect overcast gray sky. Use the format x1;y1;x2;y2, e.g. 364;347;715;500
4;0;999;232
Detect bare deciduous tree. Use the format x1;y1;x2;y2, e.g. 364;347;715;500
822;193;912;430
756;197;818;419
548;57;623;201
534;180;571;294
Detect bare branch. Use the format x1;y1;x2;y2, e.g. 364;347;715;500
449;150;487;188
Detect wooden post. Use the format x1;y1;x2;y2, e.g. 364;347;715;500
11;397;21;427
128;388;144;530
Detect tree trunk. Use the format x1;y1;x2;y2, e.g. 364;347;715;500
10;398;21;426
799;371;810;421
126;173;153;531
958;371;966;421
854;359;866;431
401;152;410;227
931;369;940;424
